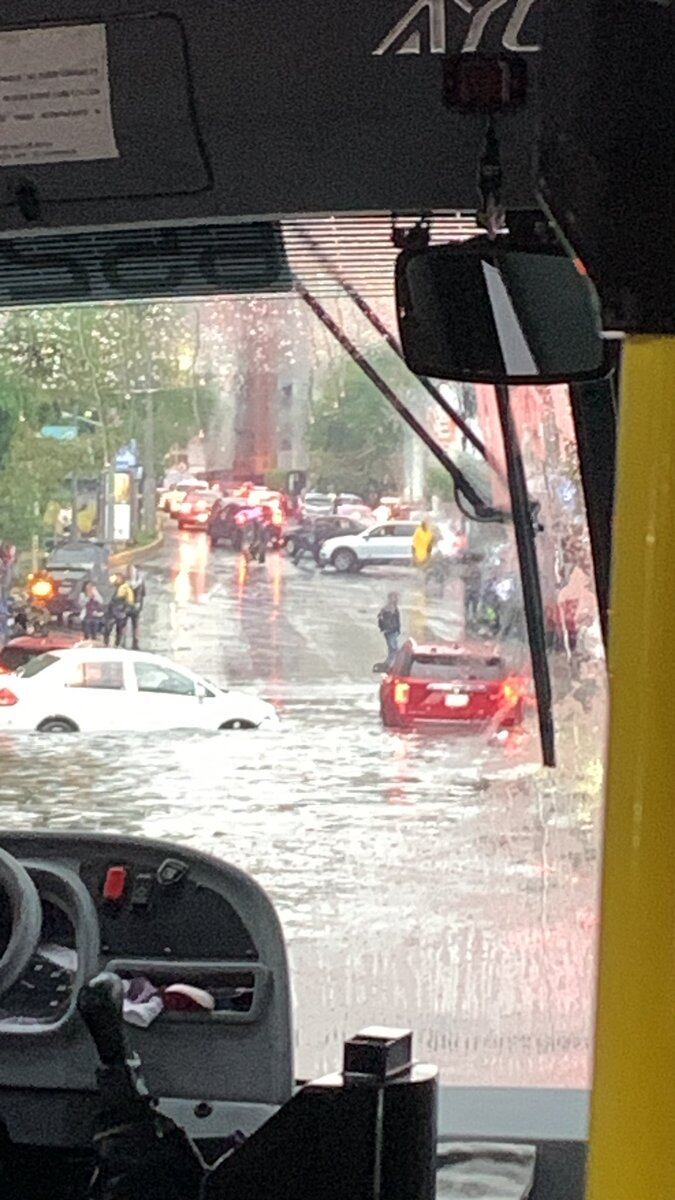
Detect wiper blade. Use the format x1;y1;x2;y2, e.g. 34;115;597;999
294;279;506;523
296;228;507;486
495;385;555;768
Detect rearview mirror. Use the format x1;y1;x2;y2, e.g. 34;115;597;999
396;236;610;385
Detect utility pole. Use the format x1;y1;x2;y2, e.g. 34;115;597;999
142;390;156;537
69;472;79;541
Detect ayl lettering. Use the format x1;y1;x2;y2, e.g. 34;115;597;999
372;0;541;56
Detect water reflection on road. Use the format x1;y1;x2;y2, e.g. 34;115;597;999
0;529;605;1087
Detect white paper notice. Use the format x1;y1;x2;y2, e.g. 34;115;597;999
0;24;118;166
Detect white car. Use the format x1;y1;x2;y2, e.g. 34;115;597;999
0;647;278;734
319;521;461;573
163;477;209;516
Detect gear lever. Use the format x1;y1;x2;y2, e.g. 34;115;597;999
78;973;203;1200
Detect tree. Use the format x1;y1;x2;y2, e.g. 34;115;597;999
0;302;219;544
308;351;409;494
0;425;105;546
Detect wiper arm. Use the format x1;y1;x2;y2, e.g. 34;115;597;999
295;279;506;523
495;385;555;768
296;228;507;486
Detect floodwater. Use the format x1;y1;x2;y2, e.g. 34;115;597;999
0;527;606;1087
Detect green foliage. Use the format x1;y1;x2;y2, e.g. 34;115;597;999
0;301;216;545
430;448;498;500
308;352;406;494
264;469;289;492
0;425;105;547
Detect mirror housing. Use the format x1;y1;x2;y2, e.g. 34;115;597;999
395;236;611;385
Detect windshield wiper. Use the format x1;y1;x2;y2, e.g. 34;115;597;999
294;279;506;523
295;228;508;488
495;385;555;768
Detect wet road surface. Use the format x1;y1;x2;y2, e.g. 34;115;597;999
0;526;605;1087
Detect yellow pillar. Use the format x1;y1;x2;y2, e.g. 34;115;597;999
587;336;675;1200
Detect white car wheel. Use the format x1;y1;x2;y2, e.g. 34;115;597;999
332;548;358;573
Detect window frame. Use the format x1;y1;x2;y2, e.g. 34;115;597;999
67;659;126;691
132;660;199;698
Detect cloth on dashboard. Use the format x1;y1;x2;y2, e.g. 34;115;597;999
163;983;215;1012
122;977;164;1028
436;1142;536;1199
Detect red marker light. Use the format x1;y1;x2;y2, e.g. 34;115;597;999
103;865;127;902
0;688;18;706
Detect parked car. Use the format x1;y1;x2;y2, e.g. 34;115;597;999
163;477;210;516
0;647;279;733
380;641;526;730
0;631;84;675
36;541;111;621
207;498;284;549
177;489;220;531
319;520;463;574
283;515;367;556
300;492;336;517
207;498;253;549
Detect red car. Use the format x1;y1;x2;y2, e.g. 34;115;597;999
177;490;220;530
380;641;526;730
0;631;84;675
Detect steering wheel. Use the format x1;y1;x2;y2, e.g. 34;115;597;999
0;847;43;998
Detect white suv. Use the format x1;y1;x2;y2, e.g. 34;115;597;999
319;521;462;573
319;521;419;573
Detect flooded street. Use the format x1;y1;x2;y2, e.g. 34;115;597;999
0;526;605;1088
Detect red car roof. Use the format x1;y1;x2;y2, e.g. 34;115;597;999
5;633;82;651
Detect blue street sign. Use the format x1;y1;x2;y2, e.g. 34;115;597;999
114;440;139;470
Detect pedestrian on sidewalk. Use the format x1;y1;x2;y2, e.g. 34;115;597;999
105;575;135;647
127;564;146;650
81;581;104;640
377;592;401;667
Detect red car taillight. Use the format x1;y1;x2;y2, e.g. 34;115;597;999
272;510;283;526
393;681;410;708
0;688;18;706
180;502;192;514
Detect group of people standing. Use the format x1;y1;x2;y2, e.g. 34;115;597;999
81;565;145;649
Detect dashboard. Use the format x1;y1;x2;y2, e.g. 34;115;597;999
0;831;293;1147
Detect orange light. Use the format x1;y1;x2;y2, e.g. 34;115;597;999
30;578;55;601
573;257;588;276
272;510;283;526
394;681;410;707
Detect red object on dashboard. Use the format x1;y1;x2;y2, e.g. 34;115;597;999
103;865;127;902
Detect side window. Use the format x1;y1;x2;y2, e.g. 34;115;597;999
393;524;415;538
69;661;125;690
134;662;196;696
368;526;391;539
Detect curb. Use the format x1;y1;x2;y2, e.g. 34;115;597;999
109;531;164;569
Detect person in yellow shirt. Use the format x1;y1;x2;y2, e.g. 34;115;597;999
412;518;436;568
105;575;136;647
